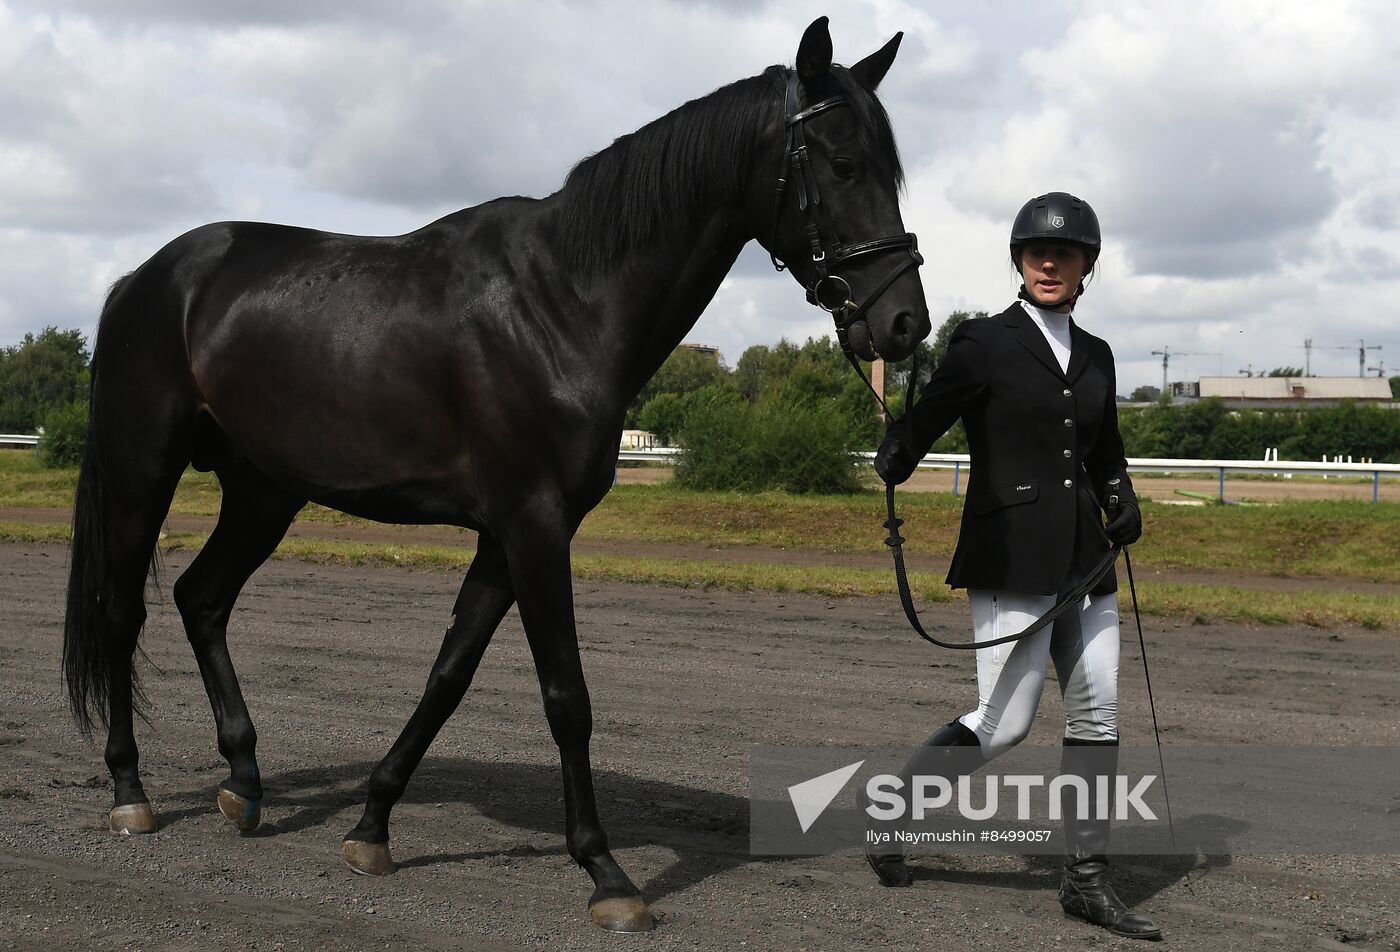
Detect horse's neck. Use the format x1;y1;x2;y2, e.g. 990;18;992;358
599;208;753;396
541;86;783;403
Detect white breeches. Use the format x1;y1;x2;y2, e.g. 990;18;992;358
956;586;1120;746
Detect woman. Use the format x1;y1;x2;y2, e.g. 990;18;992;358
866;192;1160;940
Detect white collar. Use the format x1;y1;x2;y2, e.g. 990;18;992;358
1019;298;1072;329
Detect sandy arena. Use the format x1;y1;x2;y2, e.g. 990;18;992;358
2;542;1397;951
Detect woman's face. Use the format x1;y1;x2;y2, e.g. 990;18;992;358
1018;241;1087;311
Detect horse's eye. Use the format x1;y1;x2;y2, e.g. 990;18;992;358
832;158;856;181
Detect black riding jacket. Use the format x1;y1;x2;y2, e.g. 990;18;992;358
895;303;1136;596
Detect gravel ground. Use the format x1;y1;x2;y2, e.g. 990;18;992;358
1;543;1397;951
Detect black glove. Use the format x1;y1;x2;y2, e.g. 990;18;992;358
874;424;921;485
1104;501;1142;546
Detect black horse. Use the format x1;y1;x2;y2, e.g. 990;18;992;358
62;18;928;932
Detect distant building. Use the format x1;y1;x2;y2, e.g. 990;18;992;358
620;429;660;449
1194;376;1393;408
680;342;723;365
1119;386;1161;405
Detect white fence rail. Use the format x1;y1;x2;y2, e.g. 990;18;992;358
618;447;1400;502
6;436;1395;501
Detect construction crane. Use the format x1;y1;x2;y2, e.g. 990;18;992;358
1302;337;1384;377
1368;360;1387;378
1300;337;1351;377
1357;340;1382;378
1150;346;1221;395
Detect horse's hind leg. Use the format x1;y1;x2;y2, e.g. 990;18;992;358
172;462;303;833
101;480;185;834
342;532;513;875
503;509;654;933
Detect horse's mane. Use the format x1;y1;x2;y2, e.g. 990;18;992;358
556;63;903;272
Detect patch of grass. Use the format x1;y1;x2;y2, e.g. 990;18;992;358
580;483;965;554
0;449;80;508
1135;499;1400;582
5;519;1395;628
6;447;1398;587
1126;583;1400;629
568;554;956;601
0;522;70;543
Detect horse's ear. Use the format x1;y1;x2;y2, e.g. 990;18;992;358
796;16;833;89
851;32;902;91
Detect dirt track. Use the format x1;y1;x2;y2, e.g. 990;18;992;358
2;543;1398;951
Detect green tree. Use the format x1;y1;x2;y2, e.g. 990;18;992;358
635;392;686;444
734;336;866;403
1267;366;1303;377
627;346;730;427
1127;385;1158;402
1280;402;1400;462
1390;376;1400;400
0;327;91;432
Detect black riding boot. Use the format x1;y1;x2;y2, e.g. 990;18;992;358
1057;738;1162;940
859;719;981;887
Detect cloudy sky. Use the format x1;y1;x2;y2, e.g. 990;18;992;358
2;0;1398;394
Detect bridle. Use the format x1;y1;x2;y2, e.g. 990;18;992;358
767;71;923;360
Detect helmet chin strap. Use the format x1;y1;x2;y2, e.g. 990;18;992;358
1018;280;1085;312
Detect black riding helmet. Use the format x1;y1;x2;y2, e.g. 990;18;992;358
1010;192;1100;309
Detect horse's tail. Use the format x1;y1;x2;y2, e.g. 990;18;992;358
63;273;134;735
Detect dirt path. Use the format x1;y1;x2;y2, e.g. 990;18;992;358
2;543;1397;951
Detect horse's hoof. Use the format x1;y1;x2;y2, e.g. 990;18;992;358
109;801;157;835
590;895;656;933
217;786;261;833
342;839;397;876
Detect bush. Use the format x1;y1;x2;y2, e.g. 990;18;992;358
1119;399;1400;462
636;392;687;445
674;391;865;494
36;400;89;468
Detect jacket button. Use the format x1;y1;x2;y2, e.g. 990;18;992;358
1063;449;1072;458
1063;479;1074;488
1064;418;1073;428
1063;388;1072;397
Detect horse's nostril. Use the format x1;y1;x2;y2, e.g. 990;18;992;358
891;311;914;343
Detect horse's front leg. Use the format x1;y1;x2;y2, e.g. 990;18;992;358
505;504;654;933
342;533;514;874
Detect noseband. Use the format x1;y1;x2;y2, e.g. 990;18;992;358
768;72;923;358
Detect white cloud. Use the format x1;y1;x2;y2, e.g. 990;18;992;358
0;0;1396;396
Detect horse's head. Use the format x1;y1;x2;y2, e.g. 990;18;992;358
762;17;930;363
